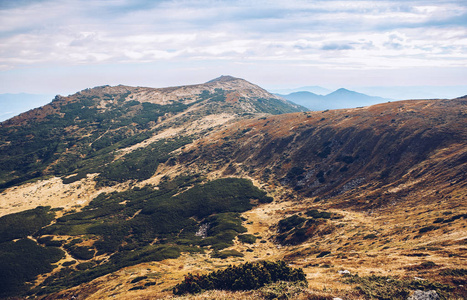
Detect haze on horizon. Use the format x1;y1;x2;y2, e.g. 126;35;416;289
0;0;466;97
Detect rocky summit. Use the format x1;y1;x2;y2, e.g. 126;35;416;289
0;77;465;299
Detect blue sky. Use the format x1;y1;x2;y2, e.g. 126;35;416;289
1;0;466;95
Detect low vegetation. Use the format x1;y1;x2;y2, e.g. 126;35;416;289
0;206;55;243
0;177;273;296
275;210;339;245
343;274;454;300
173;260;307;295
0;239;64;297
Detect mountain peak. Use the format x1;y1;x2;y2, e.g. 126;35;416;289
206;75;241;83
332;88;352;94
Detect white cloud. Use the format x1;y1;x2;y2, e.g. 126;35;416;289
0;0;466;91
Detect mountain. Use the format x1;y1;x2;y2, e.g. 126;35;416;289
0;76;306;191
0;93;54;122
278;88;390;110
0;77;466;299
354;85;467;100
271;85;332;95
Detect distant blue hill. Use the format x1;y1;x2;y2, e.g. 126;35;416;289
277;88;390;111
0;93;54;122
272;86;331;95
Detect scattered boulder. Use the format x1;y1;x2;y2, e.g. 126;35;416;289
407;290;439;300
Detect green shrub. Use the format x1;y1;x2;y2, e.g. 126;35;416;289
0;239;64;297
363;233;377;239
440;269;467;276
238;234;257;244
67;246;95;260
305;209;343;219
276;214;329;246
130;276;148;283
211;250;244;259
173;260;307;295
419;225;440;233
62;261;76;267
0;206;55;243
278;215;306;233
344;274;454;300
23;178;271;296
37;236;64;247
61;171;88;184
97;136;193;185
317;251;331;258
36;245;181;294
75;262;96;270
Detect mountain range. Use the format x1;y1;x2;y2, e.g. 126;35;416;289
0;76;466;299
277;88;391;110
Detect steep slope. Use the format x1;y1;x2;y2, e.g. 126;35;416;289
181;96;467;208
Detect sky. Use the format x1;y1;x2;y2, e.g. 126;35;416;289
1;0;467;96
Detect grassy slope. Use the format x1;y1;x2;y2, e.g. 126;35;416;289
0;94;465;299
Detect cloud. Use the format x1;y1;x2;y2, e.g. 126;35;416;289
321;43;354;51
0;0;466;92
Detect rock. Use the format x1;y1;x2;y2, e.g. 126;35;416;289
407;290;440;300
338;270;351;275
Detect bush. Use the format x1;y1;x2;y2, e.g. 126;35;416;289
316;251;331;258
419;225;440;234
238;234;257;244
363;233;377;239
0;239;64;297
130;276;148;283
278;215;306;233
62;261;76;267
75;262;96;270
344;274;454;300
211;250;244;259
0;206;55;243
276;214;330;246
97;136;193;185
37;236;64;247
173;260;307;295
67;246;96;260
440;269;467;276
304;209;342;219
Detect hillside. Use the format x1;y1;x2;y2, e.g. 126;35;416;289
279;88;390;110
0;76;305;193
0;78;465;299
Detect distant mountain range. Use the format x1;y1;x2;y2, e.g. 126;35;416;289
272;85;467;102
277;88;390;111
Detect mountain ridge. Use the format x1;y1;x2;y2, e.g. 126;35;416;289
0;78;465;299
2;76;304;127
